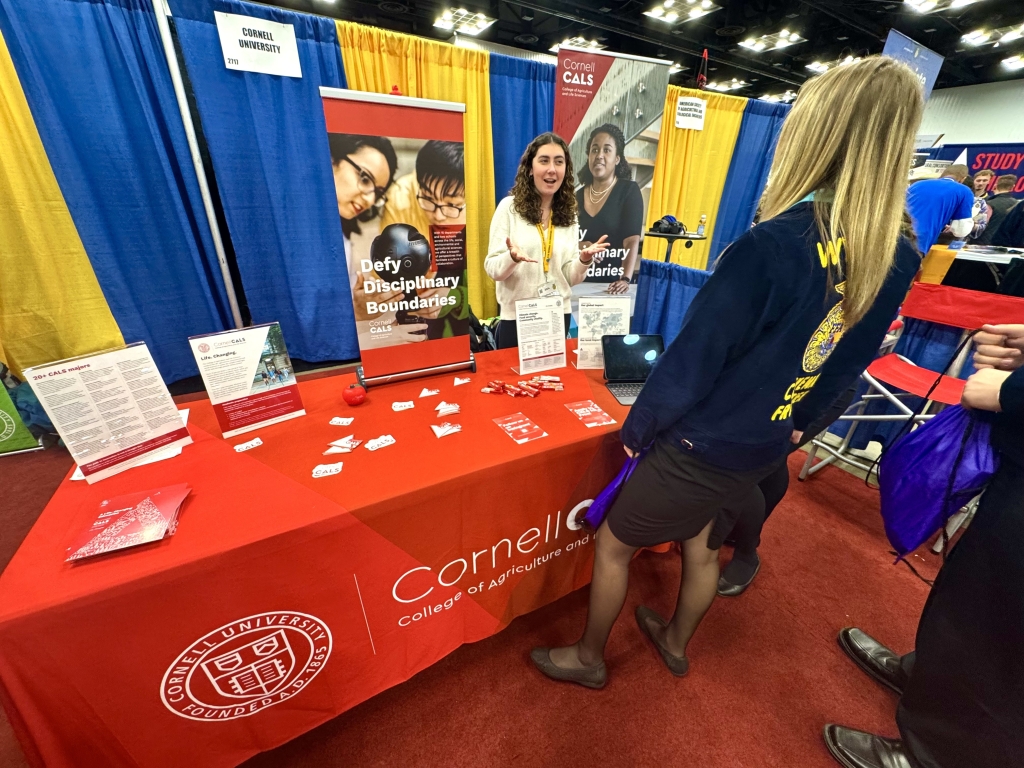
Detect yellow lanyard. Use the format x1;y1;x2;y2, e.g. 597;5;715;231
536;223;555;274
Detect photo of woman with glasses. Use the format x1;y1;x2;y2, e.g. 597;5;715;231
575;123;644;296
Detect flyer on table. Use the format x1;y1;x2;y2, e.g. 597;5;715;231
515;296;567;375
188;323;305;438
576;295;631;369
320;88;472;379
24;343;191;483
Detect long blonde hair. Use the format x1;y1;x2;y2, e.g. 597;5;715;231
759;56;923;325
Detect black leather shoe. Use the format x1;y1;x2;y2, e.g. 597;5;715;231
717;558;760;597
823;725;912;768
837;628;908;695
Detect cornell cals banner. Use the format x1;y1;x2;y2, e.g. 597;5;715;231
320;89;472;378
553;47;670;296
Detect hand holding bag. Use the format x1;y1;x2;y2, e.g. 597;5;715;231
878;405;998;558
583;450;645;530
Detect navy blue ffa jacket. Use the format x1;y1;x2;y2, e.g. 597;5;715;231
995;367;1024;467
621;202;921;471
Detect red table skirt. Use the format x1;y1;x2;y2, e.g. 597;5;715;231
0;347;629;767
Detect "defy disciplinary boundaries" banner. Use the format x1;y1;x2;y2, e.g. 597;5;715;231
320;89;472;379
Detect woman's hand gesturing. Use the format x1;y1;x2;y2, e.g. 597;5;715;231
507;237;537;264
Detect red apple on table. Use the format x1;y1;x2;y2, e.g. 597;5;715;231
343;384;366;406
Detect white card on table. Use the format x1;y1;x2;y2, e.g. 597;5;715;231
419;388;440;398
234;436;263;452
312;462;343;478
454;377;471;386
365;434;396;451
392;401;414;412
330;416;354;426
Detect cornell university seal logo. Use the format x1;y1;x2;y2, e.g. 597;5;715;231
160;611;332;721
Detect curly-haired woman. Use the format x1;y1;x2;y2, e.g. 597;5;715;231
485;133;609;349
576;124;644;295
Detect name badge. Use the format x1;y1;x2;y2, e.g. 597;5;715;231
537;281;559;298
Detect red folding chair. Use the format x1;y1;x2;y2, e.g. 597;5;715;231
800;283;1024;479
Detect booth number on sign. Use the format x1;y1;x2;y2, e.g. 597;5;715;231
214;12;302;79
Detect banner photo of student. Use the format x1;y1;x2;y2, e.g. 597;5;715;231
320;89;471;380
553;47;670;297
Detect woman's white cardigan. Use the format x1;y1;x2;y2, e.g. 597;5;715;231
485;196;589;320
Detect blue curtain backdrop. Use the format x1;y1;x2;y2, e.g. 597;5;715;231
708;99;790;263
0;0;233;382
631;259;710;345
171;0;358;363
489;54;554;205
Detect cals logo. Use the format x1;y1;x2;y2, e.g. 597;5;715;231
198;343;211;353
160;612;332;721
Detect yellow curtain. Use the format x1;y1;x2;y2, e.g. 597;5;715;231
337;22;498;318
0;29;123;377
645;87;747;269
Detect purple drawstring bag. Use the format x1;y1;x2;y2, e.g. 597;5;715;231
878;405;999;558
583;451;645;529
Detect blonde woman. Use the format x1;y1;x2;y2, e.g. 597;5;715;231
485;133;608;349
530;57;925;692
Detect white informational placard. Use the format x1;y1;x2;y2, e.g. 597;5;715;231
675;96;706;131
576;296;631;370
515;297;567;375
188;323;305;438
25;344;192;484
214;11;302;79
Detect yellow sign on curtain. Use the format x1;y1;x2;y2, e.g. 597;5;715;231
0;28;123;378
645;86;746;270
337;22;498;319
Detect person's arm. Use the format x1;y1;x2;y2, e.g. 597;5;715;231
485;199;519;282
791;243;922;432
947;188;976;239
562;227;607;286
609;184;645;294
1000;367;1024;421
620;230;784;451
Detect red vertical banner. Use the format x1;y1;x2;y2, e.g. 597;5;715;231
320;90;472;379
553;48;670;292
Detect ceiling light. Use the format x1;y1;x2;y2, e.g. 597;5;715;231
669;62;687;74
740;30;805;52
905;0;981;12
549;36;607;52
758;89;797;103
1004;54;1024;70
960;24;1024;49
435;7;495;34
644;0;719;23
806;54;862;73
705;78;747;92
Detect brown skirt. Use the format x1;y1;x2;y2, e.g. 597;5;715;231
605;438;782;549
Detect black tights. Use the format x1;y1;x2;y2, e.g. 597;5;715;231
724;386;857;581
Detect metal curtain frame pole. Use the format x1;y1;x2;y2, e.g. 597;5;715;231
152;0;245;329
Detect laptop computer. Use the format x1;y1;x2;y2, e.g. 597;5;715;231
602;334;665;406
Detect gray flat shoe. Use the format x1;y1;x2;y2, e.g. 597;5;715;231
635;605;689;676
529;647;607;689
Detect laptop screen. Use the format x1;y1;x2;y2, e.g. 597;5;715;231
602;334;665;382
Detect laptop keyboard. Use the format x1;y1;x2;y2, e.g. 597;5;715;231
608;383;644;399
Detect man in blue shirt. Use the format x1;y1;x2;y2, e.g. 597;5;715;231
906;165;976;254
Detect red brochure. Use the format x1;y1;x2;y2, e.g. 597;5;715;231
493;413;548;444
66;483;192;562
564;400;617;428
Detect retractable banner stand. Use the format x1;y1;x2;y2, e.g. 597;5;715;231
554;47;670;304
320;89;473;385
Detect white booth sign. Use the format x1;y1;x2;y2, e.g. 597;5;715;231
675;97;706;131
214;11;302;78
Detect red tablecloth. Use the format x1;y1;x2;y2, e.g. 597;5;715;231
0;347;628;767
